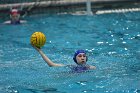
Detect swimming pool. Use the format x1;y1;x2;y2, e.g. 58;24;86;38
0;12;140;93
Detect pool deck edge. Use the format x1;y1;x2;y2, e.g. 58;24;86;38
0;0;140;10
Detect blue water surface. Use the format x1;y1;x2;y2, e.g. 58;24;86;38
0;12;140;93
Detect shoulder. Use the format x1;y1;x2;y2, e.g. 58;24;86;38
20;20;27;23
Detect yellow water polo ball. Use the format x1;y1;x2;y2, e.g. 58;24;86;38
30;32;46;48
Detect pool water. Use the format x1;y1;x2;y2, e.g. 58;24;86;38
0;12;140;93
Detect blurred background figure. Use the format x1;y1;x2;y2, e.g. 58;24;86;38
4;8;27;24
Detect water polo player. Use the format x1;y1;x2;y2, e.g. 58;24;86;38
4;8;27;24
32;45;96;71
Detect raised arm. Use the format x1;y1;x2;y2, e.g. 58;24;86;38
32;45;64;67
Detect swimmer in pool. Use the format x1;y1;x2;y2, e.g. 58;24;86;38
4;8;27;25
32;45;96;71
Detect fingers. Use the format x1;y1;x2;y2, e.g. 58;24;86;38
31;44;41;51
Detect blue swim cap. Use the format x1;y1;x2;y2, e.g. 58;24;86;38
73;50;87;63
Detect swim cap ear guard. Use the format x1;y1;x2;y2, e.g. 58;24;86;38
73;50;88;63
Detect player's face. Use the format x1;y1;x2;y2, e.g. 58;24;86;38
11;14;20;20
76;53;87;65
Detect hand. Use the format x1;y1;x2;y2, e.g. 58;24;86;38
31;44;41;51
89;65;96;70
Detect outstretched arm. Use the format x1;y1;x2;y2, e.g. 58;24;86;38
32;45;64;67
